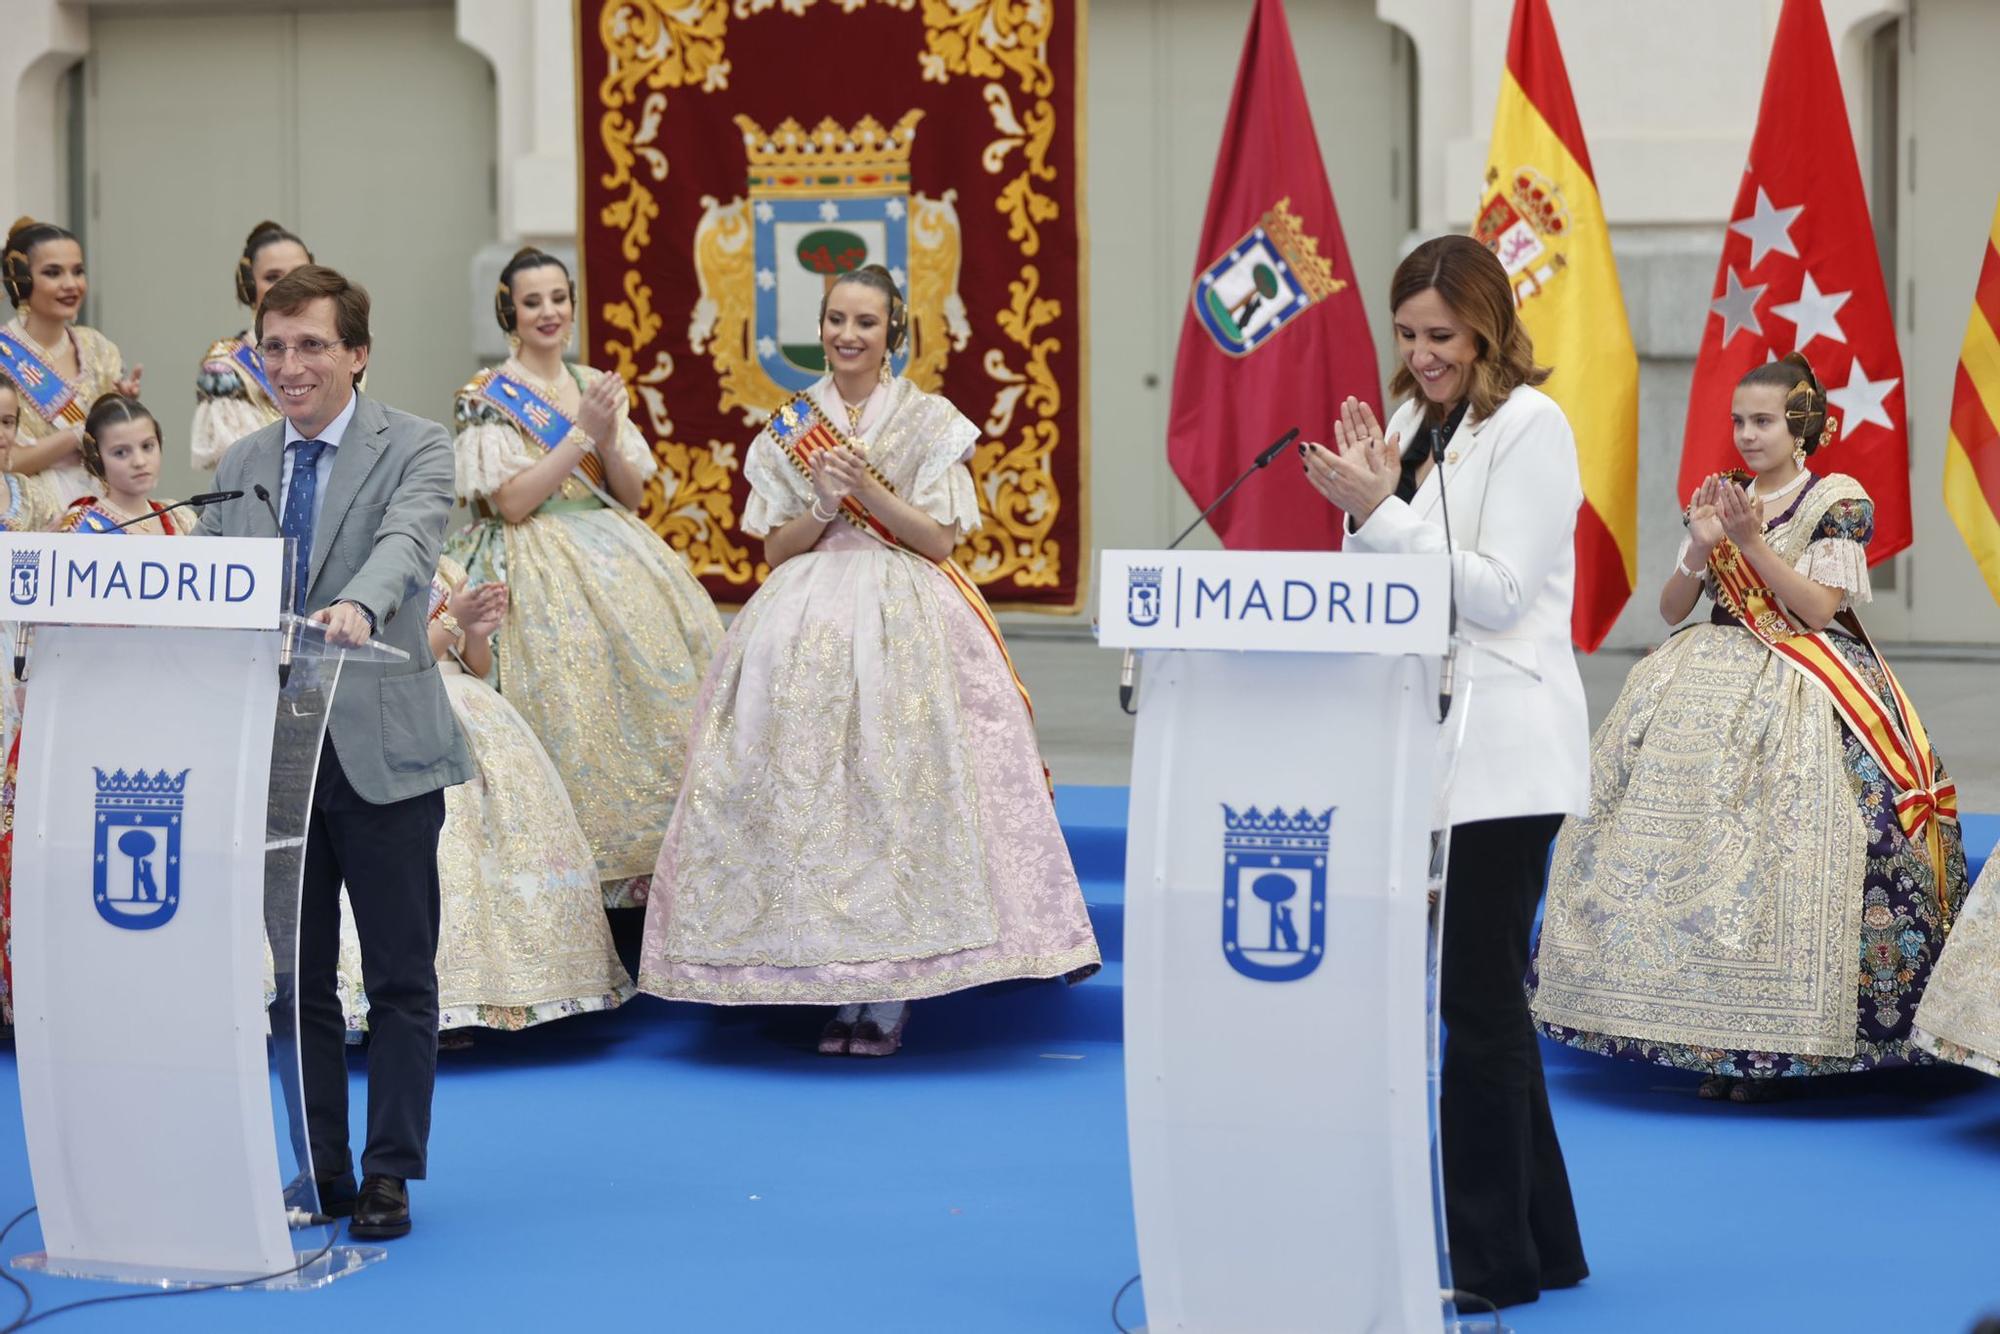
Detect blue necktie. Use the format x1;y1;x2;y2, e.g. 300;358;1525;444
281;439;327;615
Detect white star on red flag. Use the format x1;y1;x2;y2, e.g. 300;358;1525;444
1827;360;1900;434
1710;268;1767;346
1769;271;1852;350
1728;188;1804;268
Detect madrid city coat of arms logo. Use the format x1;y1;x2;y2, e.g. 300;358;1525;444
1220;804;1333;982
691;110;971;422
1192;197;1348;357
93;767;188;931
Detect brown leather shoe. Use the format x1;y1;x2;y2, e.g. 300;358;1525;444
348;1174;410;1240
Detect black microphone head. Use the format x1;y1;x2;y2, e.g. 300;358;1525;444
189;490;244;505
1256;427;1301;468
253;483;273;502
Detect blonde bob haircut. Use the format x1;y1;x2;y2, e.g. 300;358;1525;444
1386;234;1549;423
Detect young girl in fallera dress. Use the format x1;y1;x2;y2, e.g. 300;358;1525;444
637;265;1099;1057
1531;355;1970;1101
1;219;142;531
2;392;182;1027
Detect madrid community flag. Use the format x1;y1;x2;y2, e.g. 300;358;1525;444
1476;0;1637;652
1679;0;1910;560
1944;195;2000;605
1167;0;1379;550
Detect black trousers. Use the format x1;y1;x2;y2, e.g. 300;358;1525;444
296;742;445;1182
1439;813;1586;1307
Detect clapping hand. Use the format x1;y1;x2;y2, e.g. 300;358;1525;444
811;446;878;513
1300;396;1402;522
113;364;144;399
576;372;627;452
1685;476;1726;555
1715;478;1765;548
450;580;508;641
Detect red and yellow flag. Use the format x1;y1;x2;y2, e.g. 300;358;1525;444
1476;0;1638;652
1944;194;2000;606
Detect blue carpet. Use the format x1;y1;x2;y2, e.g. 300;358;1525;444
0;787;1993;1332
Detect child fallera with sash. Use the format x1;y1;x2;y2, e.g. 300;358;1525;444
1530;354;1970;1101
636;265;1100;1057
446;247;724;906
1;218;141;530
2;392;183;1028
191;221;313;471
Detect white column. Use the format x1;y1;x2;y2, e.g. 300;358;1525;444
1;0;89;228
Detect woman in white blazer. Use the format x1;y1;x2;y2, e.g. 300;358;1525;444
1301;234;1589;1312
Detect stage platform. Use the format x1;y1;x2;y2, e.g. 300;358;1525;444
0;789;1995;1332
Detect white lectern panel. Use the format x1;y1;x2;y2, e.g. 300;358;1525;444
12;626;294;1277
1125;649;1441;1333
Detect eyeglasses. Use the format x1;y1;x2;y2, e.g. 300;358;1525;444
255;338;349;364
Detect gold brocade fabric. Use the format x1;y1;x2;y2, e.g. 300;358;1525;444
337;656;633;1033
1533;477;1875;1057
1914;855;2000;1076
447;383;725;895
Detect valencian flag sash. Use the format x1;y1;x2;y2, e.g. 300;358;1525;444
766;393;1043;745
1943;193;2000;606
1477;0;1638;652
1706;536;1957;919
65;503;124;534
0;330;87;428
470;368;612;496
1166;0;1379;550
1679;0;1910;561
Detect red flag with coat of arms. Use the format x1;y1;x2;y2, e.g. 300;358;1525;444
1677;0;1910;559
1167;0;1380;550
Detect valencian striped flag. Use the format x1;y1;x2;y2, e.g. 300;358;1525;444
1475;0;1637;652
1944;195;2000;606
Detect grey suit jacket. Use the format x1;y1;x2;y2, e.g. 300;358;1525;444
200;392;473;804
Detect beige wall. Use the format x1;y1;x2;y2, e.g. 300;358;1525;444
46;3;497;508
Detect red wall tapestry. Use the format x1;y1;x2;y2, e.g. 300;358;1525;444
577;0;1087;610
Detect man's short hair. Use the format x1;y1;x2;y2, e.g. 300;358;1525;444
256;264;371;352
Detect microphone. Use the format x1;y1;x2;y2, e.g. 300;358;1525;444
1121;426;1301;714
1429;406;1468;723
95;489;245;532
254;483;298;685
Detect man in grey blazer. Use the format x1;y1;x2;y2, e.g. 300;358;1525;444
200;264;471;1240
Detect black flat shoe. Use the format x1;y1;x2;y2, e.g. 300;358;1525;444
348;1174;410;1240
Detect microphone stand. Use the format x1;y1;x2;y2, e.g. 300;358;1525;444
1120;426;1300;715
254;483;299;686
1429;408;1467;723
12;492;246;680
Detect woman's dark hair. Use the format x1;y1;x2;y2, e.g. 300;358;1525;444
819;264;908;355
1386;234;1548;422
236;220;311;307
494;247;574;334
80;392;161;483
4;217;81;307
1736;352;1834;456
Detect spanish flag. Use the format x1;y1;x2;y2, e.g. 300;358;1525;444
1475;0;1637;652
1945;194;2000;606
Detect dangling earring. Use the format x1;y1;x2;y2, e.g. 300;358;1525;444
506;332;522;357
878;357;894;386
1793;444;1807;469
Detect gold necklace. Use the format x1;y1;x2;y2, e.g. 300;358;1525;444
93;495;156;531
507;356;578;408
